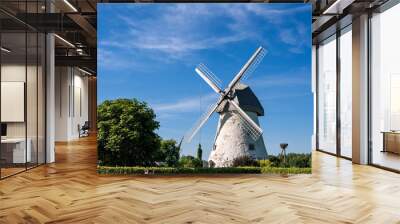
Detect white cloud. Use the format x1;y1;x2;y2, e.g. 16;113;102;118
279;29;297;45
244;4;309;24
101;6;226;50
99;4;311;62
98;48;132;70
248;67;310;88
98;48;150;73
100;6;252;59
241;5;310;54
277;18;310;54
260;92;311;101
152;93;218;113
251;75;308;87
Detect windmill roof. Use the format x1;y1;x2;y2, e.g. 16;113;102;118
216;83;264;116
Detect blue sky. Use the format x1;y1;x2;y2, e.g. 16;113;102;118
98;4;312;158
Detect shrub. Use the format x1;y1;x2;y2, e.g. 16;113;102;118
97;98;161;166
97;166;262;175
266;155;282;167
155;139;180;167
285;153;311;168
259;159;272;167
179;155;203;168
232;155;258;167
97;166;311;175
266;153;311;168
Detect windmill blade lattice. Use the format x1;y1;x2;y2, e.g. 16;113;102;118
196;63;222;88
242;47;267;81
227;46;266;92
185;100;220;142
235;111;263;141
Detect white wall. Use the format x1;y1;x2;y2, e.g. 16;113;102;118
312;45;317;150
1;65;38;138
340;28;353;158
1;62;46;164
55;67;69;141
55;67;89;141
317;36;337;154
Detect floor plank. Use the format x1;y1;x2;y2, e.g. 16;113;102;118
0;136;400;223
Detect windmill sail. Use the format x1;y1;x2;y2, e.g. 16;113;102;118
227;46;266;92
197;63;222;87
235;111;263;140
242;47;267;81
185;99;221;142
195;64;222;94
229;100;263;140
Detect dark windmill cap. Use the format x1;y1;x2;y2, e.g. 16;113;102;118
216;83;264;116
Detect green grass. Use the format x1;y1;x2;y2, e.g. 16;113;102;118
97;166;311;175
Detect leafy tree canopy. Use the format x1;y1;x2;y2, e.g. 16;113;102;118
156;139;180;167
179;155;203;168
197;144;203;160
97;98;161;166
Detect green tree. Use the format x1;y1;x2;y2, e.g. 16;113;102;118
197;144;203;160
97;98;161;166
179;155;202;168
266;153;311;168
157;139;180;167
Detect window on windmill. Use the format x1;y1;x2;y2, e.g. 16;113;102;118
249;144;255;150
213;145;216;150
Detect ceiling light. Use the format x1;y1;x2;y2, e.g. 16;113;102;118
76;48;86;56
322;0;355;15
78;67;93;76
54;34;75;48
63;0;78;12
1;47;11;53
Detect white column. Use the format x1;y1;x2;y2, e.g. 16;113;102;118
45;0;56;163
312;45;317;151
352;14;369;164
46;32;55;163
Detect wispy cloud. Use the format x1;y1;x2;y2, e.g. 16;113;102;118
244;4;309;24
249;68;310;88
252;75;308;87
278;21;310;54
100;10;249;59
260;92;311;101
279;29;297;46
152;93;218;113
98;48;147;72
99;4;311;62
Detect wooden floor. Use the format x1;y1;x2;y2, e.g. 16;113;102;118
1;136;400;223
372;150;400;171
0;167;26;178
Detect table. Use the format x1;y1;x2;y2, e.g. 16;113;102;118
1;138;31;163
382;131;400;154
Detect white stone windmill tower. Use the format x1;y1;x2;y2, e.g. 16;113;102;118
186;46;267;167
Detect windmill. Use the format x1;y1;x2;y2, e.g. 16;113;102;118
186;46;268;167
